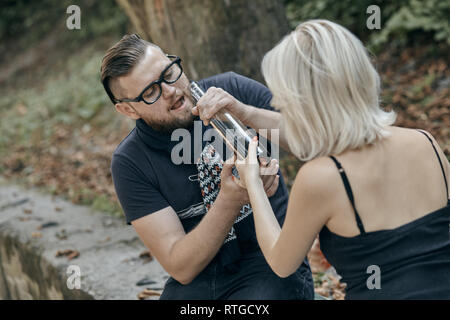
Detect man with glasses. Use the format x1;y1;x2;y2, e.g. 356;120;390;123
101;34;314;299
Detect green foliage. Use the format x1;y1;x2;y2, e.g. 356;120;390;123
284;0;450;51
0;0;128;155
62;0;128;47
0;0;129;218
0;0;58;41
92;194;123;217
284;0;407;40
370;0;450;49
0;46;125;217
0;0;128;53
0;49;111;154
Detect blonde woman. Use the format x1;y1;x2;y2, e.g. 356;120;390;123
197;20;450;299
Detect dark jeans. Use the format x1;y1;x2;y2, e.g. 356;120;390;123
159;250;314;300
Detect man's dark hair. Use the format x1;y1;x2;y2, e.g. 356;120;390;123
101;34;161;104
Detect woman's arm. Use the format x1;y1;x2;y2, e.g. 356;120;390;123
237;139;333;277
240;105;291;153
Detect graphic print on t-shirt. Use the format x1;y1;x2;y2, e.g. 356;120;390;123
196;144;252;244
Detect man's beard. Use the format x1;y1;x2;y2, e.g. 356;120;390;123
143;85;196;134
146;112;195;134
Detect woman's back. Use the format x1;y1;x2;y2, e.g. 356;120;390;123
324;127;449;237
318;126;450;299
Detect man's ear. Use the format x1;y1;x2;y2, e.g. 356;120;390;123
115;102;141;120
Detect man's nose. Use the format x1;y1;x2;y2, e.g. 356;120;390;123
161;82;176;99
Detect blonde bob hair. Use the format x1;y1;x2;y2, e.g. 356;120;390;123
261;20;396;161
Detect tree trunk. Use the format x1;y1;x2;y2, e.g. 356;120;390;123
116;0;290;82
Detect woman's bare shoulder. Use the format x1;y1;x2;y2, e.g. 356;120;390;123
287;156;343;221
390;126;446;157
292;156;342;196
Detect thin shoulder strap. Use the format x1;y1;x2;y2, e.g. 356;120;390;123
416;130;449;198
329;156;366;235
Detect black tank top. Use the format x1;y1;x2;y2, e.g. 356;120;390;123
319;130;450;299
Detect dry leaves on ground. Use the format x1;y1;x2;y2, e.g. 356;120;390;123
137;289;161;300
55;249;80;260
307;237;346;300
139;250;153;263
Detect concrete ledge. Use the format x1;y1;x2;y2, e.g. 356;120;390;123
0;177;168;300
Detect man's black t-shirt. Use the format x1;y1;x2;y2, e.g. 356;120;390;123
111;72;289;253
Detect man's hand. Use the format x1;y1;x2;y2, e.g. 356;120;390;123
219;157;250;209
192;87;249;126
231;156;280;201
259;158;280;198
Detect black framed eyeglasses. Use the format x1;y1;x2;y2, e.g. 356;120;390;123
115;55;183;105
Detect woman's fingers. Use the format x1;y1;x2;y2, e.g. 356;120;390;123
247;137;259;165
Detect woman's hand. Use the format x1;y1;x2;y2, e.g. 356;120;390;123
235;137;264;188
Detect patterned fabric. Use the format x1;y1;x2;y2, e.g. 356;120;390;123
196;144;253;271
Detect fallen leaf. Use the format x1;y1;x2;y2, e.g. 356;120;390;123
56;249;72;257
31;232;42;238
315;287;330;298
307;237;331;273
37;221;59;230
56;249;80;260
137;289;161;300
136;277;157;287
139;250;153;261
67;250;80;260
55;229;68;240
333;291;345;300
